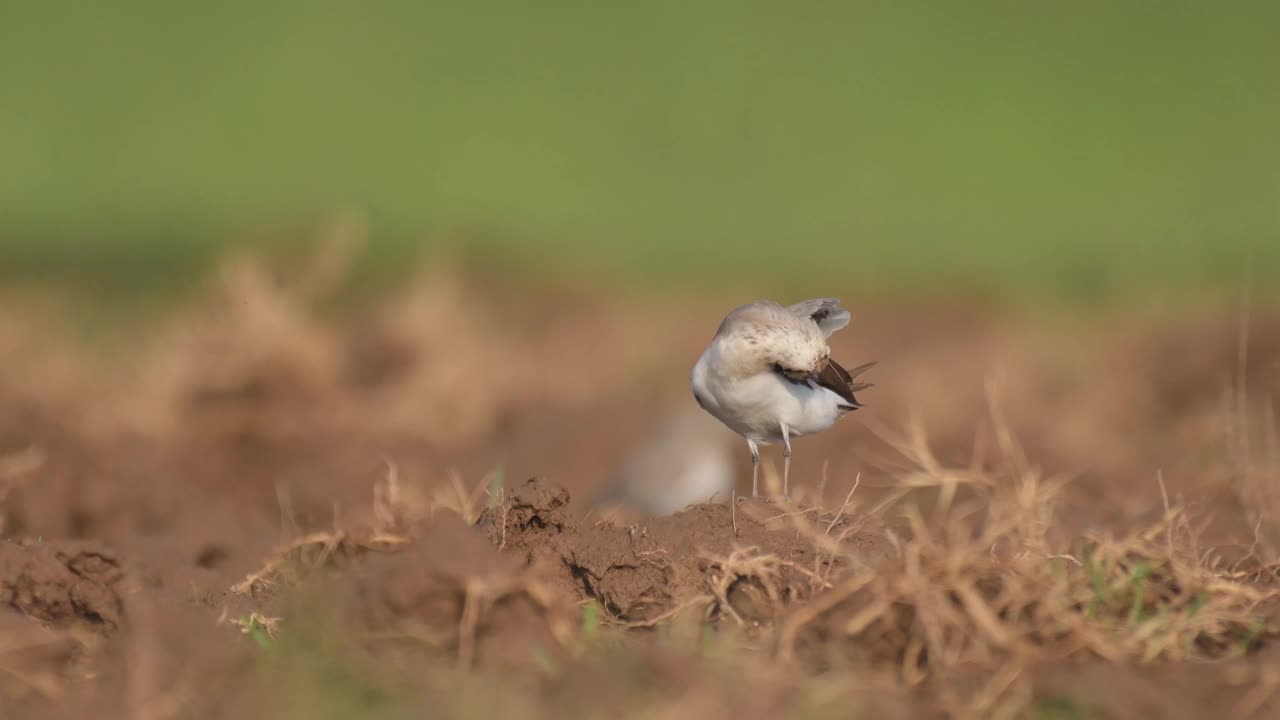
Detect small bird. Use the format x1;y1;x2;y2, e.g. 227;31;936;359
690;298;874;498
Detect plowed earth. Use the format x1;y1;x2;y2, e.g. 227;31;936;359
1;268;1279;718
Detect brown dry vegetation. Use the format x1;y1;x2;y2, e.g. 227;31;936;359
1;251;1279;719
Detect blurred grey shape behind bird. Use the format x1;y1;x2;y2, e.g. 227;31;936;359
591;405;737;516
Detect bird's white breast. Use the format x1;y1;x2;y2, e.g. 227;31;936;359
691;346;843;444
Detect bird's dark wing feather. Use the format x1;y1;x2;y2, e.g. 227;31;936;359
815;359;875;410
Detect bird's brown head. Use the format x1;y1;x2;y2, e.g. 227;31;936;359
716;304;829;380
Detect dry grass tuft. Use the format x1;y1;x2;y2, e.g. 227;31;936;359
232;468;415;597
702;546;833;627
774;409;1280;714
230;529;411;598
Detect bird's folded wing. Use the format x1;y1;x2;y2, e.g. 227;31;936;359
815;358;875;407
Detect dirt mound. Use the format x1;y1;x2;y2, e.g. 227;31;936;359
478;478;891;625
0;540;125;632
346;512;572;670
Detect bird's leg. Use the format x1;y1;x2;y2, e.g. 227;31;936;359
781;424;792;499
748;439;761;498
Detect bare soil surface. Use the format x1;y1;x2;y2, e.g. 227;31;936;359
1;263;1279;718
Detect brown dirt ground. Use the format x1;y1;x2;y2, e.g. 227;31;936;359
1;262;1279;718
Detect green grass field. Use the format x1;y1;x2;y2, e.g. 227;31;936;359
2;1;1278;300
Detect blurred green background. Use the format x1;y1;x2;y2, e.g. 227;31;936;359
1;1;1277;301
